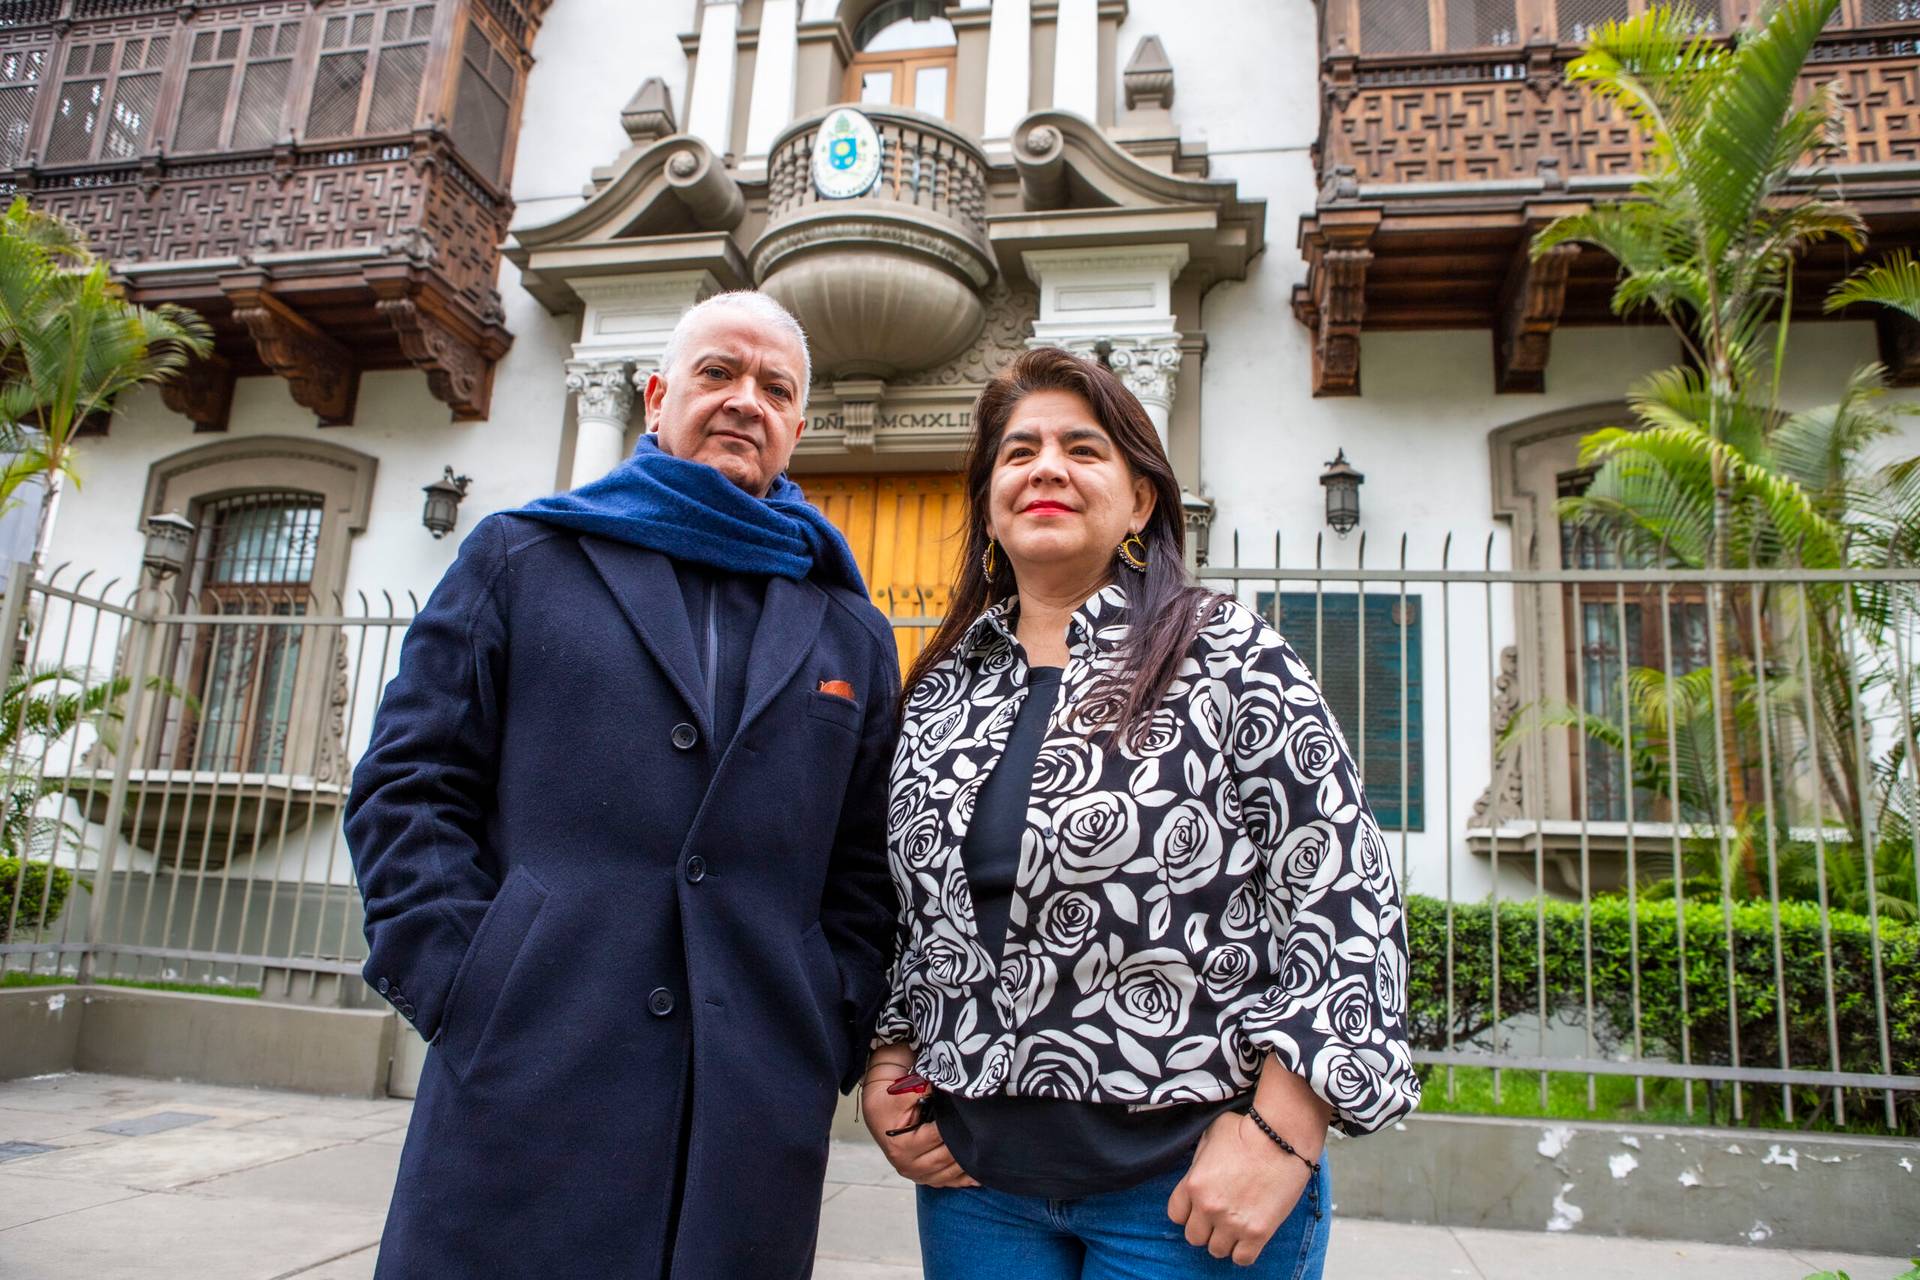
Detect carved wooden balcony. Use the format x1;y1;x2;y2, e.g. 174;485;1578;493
0;0;550;428
1296;2;1920;396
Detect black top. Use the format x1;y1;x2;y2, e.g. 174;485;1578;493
943;665;1239;1198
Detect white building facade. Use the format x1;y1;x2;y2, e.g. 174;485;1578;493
18;0;1920;966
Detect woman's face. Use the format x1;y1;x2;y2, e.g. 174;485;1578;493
986;389;1155;586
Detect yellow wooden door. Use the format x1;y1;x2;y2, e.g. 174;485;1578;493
804;472;966;670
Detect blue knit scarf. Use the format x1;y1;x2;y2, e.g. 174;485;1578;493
513;434;866;594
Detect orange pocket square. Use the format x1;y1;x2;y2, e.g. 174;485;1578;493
818;679;856;700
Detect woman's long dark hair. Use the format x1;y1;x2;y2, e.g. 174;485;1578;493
903;346;1225;744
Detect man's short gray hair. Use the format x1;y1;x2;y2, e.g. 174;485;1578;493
658;290;812;407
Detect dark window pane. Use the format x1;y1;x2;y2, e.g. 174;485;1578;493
103;71;160;159
232;58;290;148
367;41;425;132
305;50;366;138
174;64;232;152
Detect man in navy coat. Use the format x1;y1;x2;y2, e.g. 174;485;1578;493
345;291;900;1278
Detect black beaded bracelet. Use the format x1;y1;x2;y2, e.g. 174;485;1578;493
1246;1105;1321;1175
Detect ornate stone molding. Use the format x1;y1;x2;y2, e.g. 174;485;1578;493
157;354;235;434
1470;645;1526;826
221;275;359;427
1495;242;1578;394
565;358;638;426
752;216;995;290
1106;336;1181;413
833;378;886;452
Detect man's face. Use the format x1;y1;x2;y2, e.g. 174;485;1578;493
644;308;807;497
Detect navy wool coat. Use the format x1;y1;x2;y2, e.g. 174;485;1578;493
345;514;900;1278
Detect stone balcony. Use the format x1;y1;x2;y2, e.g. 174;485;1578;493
754;104;995;380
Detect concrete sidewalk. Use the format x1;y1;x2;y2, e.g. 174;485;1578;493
0;1073;1910;1280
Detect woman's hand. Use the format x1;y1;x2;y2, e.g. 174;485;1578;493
860;1047;978;1189
1167;1110;1310;1266
1169;1055;1330;1266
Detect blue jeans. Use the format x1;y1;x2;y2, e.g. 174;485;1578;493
916;1157;1331;1280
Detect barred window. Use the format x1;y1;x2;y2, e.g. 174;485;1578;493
304;2;433;141
450;23;514;182
44;34;164;165
174;19;300;154
0;45;45;169
1859;0;1920;21
179;492;323;775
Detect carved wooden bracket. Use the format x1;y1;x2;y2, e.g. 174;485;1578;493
1295;212;1379;397
1878;310;1920;387
221;274;359;426
364;264;511;421
158;354;236;433
1495;242;1578;394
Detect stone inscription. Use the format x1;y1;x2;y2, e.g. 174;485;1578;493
809;409;973;433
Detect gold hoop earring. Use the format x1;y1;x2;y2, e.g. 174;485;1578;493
1117;533;1149;573
981;537;998;577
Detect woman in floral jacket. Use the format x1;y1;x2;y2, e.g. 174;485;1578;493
864;348;1419;1278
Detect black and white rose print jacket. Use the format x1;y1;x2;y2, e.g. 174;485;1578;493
874;583;1421;1136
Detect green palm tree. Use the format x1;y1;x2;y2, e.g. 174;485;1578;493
0;197;212;566
1530;0;1920;897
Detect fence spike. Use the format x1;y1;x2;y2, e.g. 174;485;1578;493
1441;530;1454;570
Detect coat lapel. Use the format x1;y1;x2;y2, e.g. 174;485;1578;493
737;573;828;738
579;536;711;737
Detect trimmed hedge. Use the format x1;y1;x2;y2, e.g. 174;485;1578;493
0;855;75;943
1406;893;1920;1131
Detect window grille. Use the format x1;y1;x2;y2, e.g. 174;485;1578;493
1258;590;1426;830
305;2;433;141
1860;0;1920;21
232;22;299;148
1359;0;1432;52
450;23;514;182
0;46;43;168
1557;0;1632;40
1557;479;1712;823
43;34;164;164
1447;0;1520;48
177;492;323;776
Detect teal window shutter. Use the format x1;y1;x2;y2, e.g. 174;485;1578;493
1255;591;1424;831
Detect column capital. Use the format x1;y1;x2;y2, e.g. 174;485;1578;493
1105;334;1181;411
564;357;637;426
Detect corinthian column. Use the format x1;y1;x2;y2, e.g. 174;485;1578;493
565;358;636;488
1105;336;1182;445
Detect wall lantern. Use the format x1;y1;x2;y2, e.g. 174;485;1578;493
422;468;471;539
141;511;195;580
1180;488;1216;568
1320;450;1364;537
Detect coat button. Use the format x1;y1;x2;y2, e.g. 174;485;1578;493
648;987;675;1017
685;856;706;883
671;723;698;750
377;977;389;994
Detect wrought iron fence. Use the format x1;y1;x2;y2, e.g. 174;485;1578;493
0;563;414;1005
4;544;1917;1132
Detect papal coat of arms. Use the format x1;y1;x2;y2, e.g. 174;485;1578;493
811;107;882;200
